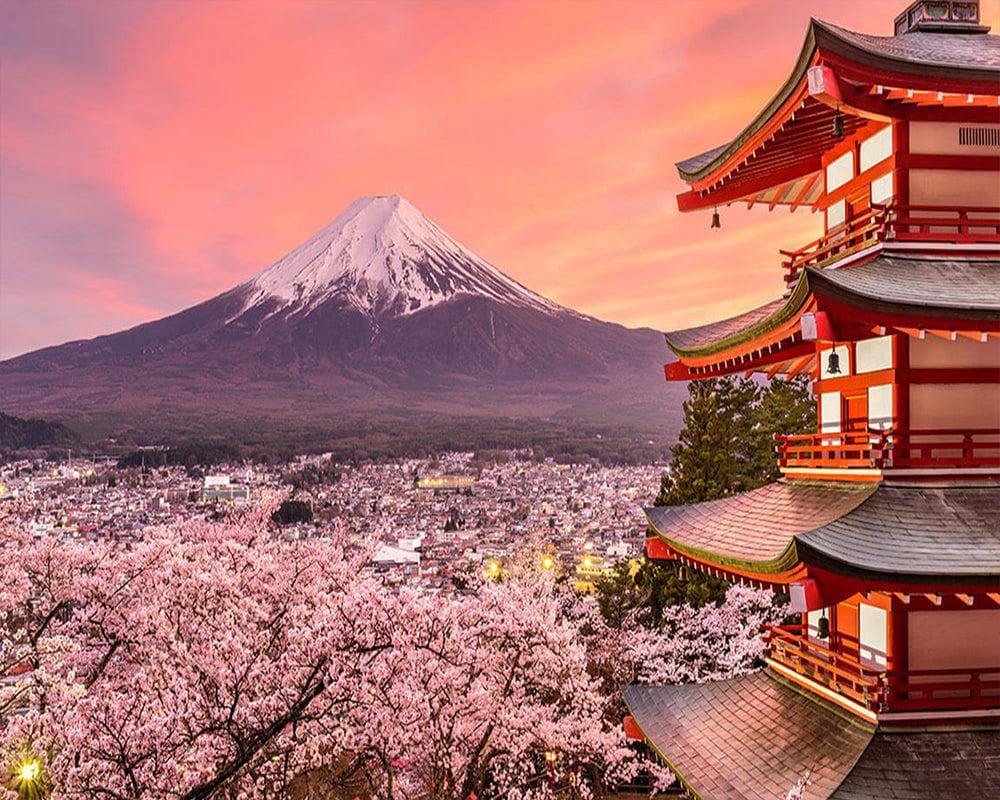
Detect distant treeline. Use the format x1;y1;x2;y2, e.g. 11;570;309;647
116;442;242;469
0;412;81;452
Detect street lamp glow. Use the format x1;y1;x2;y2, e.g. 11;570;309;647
18;760;39;782
540;555;555;571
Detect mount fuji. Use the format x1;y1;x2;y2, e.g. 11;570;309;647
0;195;682;441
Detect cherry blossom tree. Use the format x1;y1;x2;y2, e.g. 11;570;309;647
1;503;392;799
348;572;673;800
619;583;788;686
1;498;767;799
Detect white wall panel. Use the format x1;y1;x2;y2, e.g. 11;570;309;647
860;126;893;171
856;336;893;373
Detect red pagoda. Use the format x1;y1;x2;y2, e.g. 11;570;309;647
623;2;1000;797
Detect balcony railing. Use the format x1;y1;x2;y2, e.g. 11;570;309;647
774;428;1000;475
774;431;890;472
889;428;1000;469
764;624;884;709
764;624;1000;715
781;204;1000;288
884;667;1000;712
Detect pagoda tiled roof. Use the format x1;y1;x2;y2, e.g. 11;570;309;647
664;298;789;353
645;482;876;573
622;671;874;800
677;20;999;182
830;728;1000;800
663;277;810;358
806;255;1000;318
646;482;1000;581
796;483;1000;581
817;20;1000;72
663;255;999;360
623;670;1000;800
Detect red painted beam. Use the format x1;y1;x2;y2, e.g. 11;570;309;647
645;535;675;560
808;65;892;123
623;715;645;741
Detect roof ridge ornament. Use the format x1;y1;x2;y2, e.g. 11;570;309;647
893;0;990;35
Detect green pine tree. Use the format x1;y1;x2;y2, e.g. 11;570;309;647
655;377;760;506
598;375;816;629
656;375;815;505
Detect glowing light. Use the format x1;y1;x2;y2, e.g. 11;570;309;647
540;555;555;571
18;761;39;782
582;556;593;568
544;750;557;764
484;560;501;578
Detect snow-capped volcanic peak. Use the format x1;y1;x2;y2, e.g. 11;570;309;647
239;195;563;318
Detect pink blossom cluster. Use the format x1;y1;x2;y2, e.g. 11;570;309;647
0;502;775;799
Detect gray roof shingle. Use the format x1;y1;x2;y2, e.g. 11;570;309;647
663;256;999;358
831;729;1000;800
806;256;1000;317
646;482;1000;581
817;21;1000;71
623;671;874;800
797;484;1000;579
645;482;876;571
623;671;1000;800
665;298;788;353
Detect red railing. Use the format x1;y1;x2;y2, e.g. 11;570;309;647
774;428;1000;474
781;206;884;288
774;431;890;472
764;624;1000;714
764;624;885;709
884;204;1000;243
889;428;1000;469
781;204;1000;288
884;667;1000;712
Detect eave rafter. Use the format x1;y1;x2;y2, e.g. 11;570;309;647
675;22;1000;213
809;61;1000;122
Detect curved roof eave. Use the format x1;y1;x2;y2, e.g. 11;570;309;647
648;527;802;576
676;19;1000;185
675;20;819;183
805;257;1000;322
664;273;811;359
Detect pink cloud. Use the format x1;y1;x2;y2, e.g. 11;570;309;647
1;0;956;358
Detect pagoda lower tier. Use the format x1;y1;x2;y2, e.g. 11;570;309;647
623;671;1000;800
644;480;1000;726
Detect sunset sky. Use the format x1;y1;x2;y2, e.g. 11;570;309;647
3;0;997;359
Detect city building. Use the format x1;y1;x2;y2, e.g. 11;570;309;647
623;2;1000;797
202;474;250;504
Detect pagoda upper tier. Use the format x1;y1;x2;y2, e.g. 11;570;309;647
675;1;998;213
664;0;1000;484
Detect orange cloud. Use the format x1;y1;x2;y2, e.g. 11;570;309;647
1;0;967;358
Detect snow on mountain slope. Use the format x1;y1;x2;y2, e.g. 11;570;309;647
236;194;564;319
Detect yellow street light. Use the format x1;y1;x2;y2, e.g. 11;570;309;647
540;555;555;571
18;761;39;782
12;757;46;800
